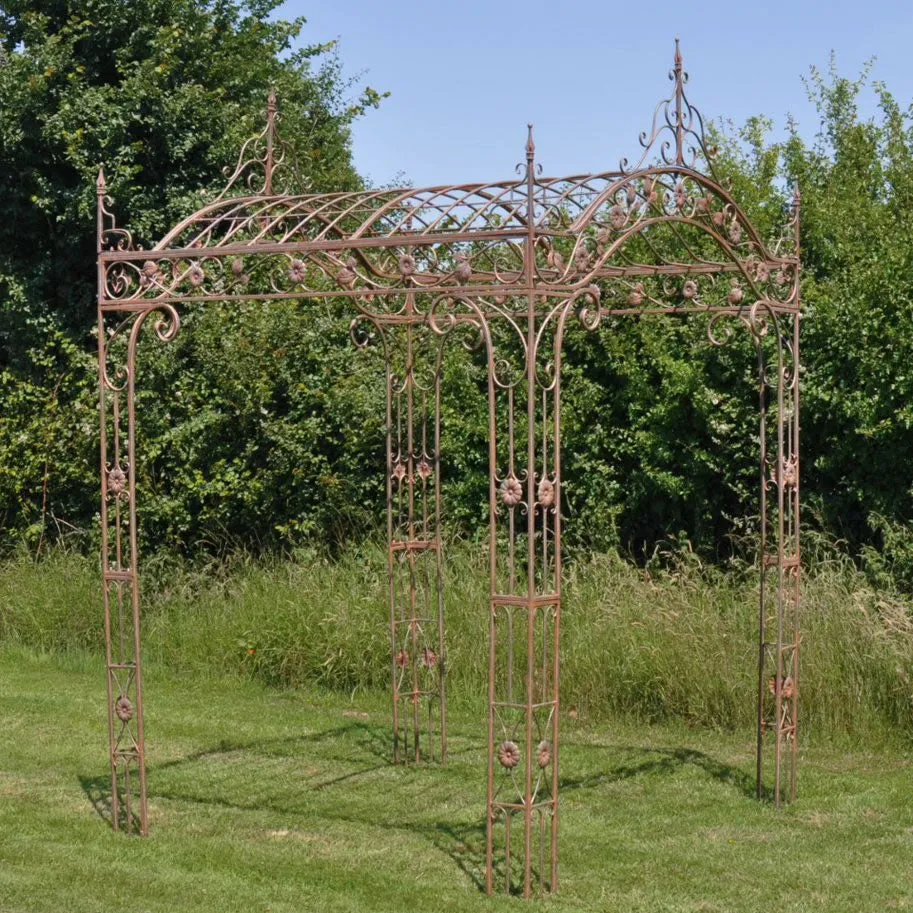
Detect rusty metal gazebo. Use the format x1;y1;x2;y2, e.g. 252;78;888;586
95;41;800;897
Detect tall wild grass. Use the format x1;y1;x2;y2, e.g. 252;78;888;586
1;541;912;744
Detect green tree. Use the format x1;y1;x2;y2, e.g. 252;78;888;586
0;1;384;551
783;62;913;552
676;58;913;582
6;22;913;578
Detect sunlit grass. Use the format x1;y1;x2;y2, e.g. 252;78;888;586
1;646;912;912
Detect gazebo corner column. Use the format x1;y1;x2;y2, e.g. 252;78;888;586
97;308;152;837
383;304;448;765
755;307;801;806
484;298;562;897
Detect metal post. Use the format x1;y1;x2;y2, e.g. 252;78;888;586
97;175;150;836
485;128;560;897
386;306;448;764
754;300;800;806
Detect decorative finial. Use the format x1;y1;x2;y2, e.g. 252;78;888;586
97;167;106;194
515;123;539;185
673;38;684;165
213;89;308;201
791;183;802;243
264;91;277;195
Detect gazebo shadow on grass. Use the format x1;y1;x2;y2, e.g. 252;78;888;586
560;744;760;801
79;717;481;827
413;744;760;894
80;773;115;830
79;727;758;888
78;719;398;828
416;820;489;893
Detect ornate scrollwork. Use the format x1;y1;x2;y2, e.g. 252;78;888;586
707;310;743;348
621;39;718;178
349;314;387;355
574;285;602;332
213;92;308;201
97;170;136;253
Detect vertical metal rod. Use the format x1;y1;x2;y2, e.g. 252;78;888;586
434;348;448;763
103;601;119;831
539;809;546;894
523;123;537;900
789;193;802;803
790;307;801;802
264;91;276;196
404;315;422;762
421;391;429;536
551;318;565;893
756;340;767;800
523;597;535;896
674;38;684;166
508;385;517;598
485;316;499;896
507;386;515;706
504;812;512;894
97;172;121;833
774;328;786;808
541;387;549;593
409;550;420;762
406;318;422;764
386;349;399;764
126;324;149;836
123;762;132;829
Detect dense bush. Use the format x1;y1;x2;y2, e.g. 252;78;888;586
0;0;384;552
781;65;913;552
3;10;913;585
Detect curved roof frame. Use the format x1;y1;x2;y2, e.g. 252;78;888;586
96;42;800;325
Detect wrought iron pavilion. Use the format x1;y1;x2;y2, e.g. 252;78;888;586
95;41;801;897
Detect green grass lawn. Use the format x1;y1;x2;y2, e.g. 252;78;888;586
1;646;912;913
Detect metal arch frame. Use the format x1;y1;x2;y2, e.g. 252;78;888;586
95;41;801;897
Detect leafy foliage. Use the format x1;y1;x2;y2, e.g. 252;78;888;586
3;24;913;581
588;58;913;572
0;0;384;551
785;64;913;550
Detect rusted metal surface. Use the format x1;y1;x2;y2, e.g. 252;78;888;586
371;305;449;766
756;188;802;805
96;169;155;836
95;40;801;892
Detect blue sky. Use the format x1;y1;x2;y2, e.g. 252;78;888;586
286;1;913;189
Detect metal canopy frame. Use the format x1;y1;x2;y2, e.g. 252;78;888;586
95;41;800;897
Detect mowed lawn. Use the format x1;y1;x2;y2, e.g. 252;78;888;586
1;647;912;912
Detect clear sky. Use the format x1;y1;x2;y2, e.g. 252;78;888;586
284;0;913;189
